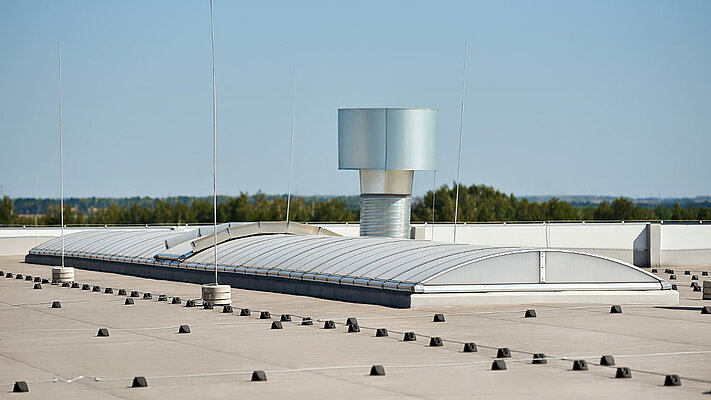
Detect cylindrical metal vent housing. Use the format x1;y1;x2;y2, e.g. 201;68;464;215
338;108;437;239
360;195;412;238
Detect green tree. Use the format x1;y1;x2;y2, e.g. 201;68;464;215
0;196;14;224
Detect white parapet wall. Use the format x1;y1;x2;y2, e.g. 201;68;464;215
0;226;173;256
659;224;711;268
0;228;77;256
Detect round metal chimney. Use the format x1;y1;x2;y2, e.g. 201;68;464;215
338;108;437;239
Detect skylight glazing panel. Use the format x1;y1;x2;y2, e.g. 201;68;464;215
397;248;523;282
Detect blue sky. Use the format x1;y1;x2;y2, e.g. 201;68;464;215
1;0;709;199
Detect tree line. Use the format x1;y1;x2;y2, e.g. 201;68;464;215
410;184;711;222
1;183;709;226
0;193;358;226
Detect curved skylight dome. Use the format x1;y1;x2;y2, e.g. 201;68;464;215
29;222;670;298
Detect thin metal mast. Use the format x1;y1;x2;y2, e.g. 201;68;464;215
286;71;296;223
210;0;218;284
431;170;436;240
58;41;65;268
453;40;467;243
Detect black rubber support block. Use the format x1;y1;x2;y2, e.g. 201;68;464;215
667;269;674;274
702;271;709;276
693;286;701;292
0;270;3;275
62;282;70;287
691;275;698;280
41;279;49;284
251;371;267;382
402;332;416;341
5;273;12;278
130;290;139;297
671;284;677;290
572;360;588;371
301;317;313;325
82;284;90;290
701;306;711;314
348;324;360;333
25;275;33;281
260;311;271;319
600;355;615;366
222;305;233;313
203;302;213;310
92;286;101;292
125;298;134;305
118;289;127;295
271;321;283;329
429;337;443;347
158;295;167;301
178;325;191;334
532;353;547;364
370;365;386;376
691;282;699;288
610;305;623;314
97;328;109;337
525;309;537;318
491;360;507;370
131;376;148;388
185;299;196;308
104;288;113;294
669;275;676;280
280;314;291;322
664;375;681;386
33;283;42;289
497;348;511;358
51;301;62;309
684;270;690;275
323;320;336;329
433;313;445;322
72;282;80;288
463;342;477;352
34;277;41;282
143;293;152;299
376;328;388;337
346;317;358;326
615;367;632;379
16;274;23;279
172;297;182;304
12;381;29;393
240;308;251;316
651;268;658;273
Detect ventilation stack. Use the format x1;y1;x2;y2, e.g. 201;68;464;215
338;108;437;239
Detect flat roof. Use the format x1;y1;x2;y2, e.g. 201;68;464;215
1;255;709;398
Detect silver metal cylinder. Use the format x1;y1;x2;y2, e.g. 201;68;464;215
360;170;413;195
338;108;437;239
359;169;414;238
360;195;411;239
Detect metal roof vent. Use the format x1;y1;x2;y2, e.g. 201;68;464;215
338;108;437;239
